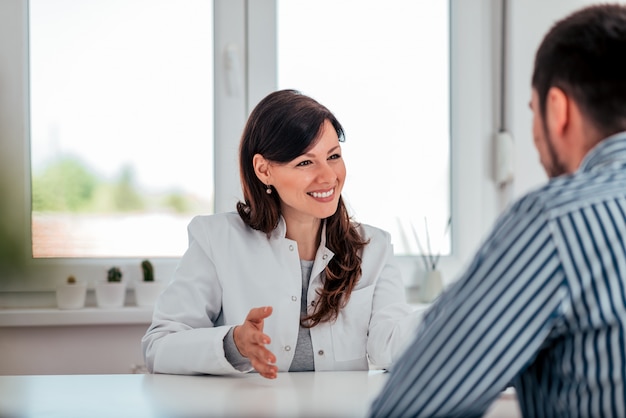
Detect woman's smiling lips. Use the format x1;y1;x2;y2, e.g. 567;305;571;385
308;188;335;200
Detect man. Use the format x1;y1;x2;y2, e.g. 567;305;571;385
369;4;626;417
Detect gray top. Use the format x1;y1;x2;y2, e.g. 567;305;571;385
288;259;315;372
223;259;315;372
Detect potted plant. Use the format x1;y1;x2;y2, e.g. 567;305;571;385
95;266;127;308
410;216;450;303
56;275;87;309
134;259;165;307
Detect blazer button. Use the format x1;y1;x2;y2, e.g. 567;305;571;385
291;296;297;302
289;245;294;251
318;350;324;356
285;345;292;352
322;254;328;260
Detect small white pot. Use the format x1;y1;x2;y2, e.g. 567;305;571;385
134;281;166;307
420;270;443;303
56;283;87;309
95;282;127;308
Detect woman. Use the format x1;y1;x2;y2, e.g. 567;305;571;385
142;89;421;379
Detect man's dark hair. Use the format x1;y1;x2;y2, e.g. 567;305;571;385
532;4;626;138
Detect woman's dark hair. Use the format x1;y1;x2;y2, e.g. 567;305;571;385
532;4;626;138
236;89;368;327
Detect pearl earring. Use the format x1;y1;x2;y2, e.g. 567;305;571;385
266;185;272;194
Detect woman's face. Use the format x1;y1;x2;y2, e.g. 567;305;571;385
268;119;346;225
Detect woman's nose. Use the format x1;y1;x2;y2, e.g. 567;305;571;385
316;163;337;183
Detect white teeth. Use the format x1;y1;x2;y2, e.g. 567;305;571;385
310;189;334;198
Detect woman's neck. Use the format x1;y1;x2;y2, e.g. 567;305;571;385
285;218;322;261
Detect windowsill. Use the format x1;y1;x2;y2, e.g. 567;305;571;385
1;304;429;328
0;260;433;328
0;306;153;327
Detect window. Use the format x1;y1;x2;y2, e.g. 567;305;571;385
29;0;214;258
0;0;238;290
0;0;497;295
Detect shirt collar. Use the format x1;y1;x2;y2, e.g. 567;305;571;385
271;215;328;248
272;216;288;239
578;131;626;173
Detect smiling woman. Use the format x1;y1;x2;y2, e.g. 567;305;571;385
141;89;423;378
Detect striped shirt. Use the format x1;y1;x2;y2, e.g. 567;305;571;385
369;132;626;418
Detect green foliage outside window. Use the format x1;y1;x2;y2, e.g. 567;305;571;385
32;155;198;214
32;156;97;212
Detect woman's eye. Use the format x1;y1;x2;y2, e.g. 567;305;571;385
329;153;341;160
296;160;312;167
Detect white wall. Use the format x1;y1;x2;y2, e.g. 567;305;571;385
0;324;148;375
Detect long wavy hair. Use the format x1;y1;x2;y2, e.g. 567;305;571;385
236;89;368;327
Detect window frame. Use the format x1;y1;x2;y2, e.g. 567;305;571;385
0;0;502;300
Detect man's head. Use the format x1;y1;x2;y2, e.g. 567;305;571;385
530;4;626;177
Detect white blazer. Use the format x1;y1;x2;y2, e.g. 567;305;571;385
142;212;421;375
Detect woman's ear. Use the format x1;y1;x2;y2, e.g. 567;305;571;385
252;154;271;185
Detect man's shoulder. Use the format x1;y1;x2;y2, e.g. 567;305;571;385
514;169;626;217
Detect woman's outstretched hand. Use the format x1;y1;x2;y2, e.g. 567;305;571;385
233;306;278;379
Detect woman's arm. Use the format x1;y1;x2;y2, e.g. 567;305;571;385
363;227;425;368
141;222;239;375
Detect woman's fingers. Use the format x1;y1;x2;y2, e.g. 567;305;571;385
234;306;277;378
245;306;273;327
246;334;277;379
234;306;273;355
249;354;278;379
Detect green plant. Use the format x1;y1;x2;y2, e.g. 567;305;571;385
141;259;154;282
32;156;97;212
107;266;123;282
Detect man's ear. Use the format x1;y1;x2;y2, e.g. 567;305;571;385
252;154;271;185
545;86;569;141
544;86;593;172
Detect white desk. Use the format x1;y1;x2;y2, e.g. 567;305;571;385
0;371;520;418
